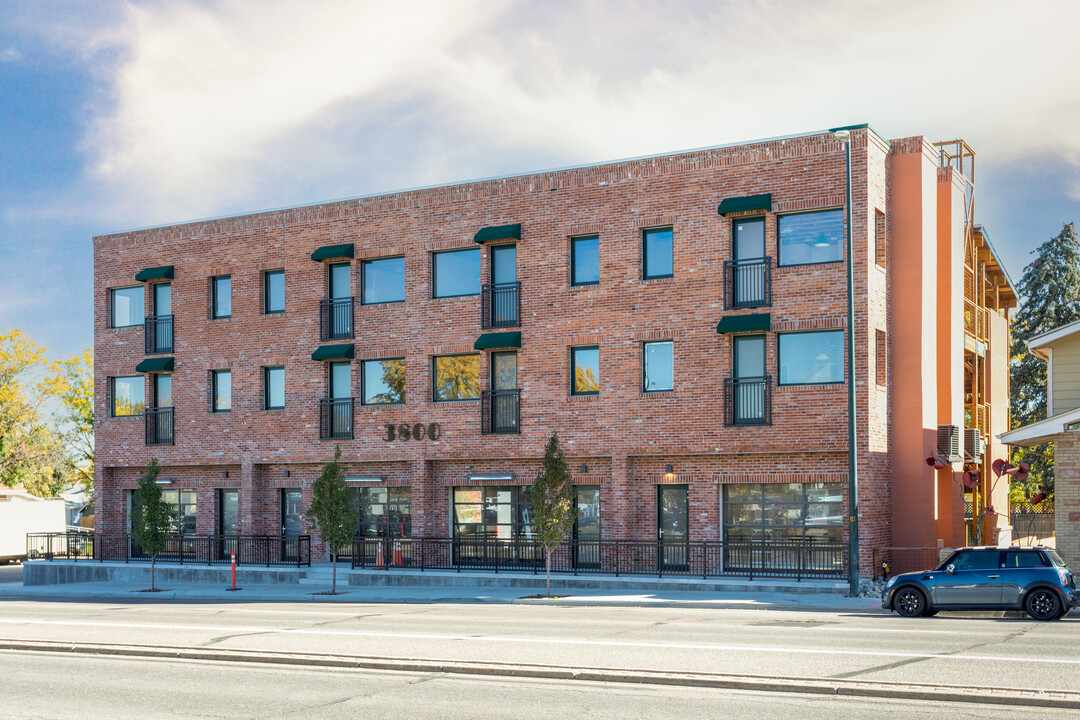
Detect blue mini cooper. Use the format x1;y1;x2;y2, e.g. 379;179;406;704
881;546;1077;620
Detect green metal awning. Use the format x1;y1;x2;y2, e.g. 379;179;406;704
717;193;772;216
135;357;174;373
311;344;355;361
135;266;174;282
473;224;521;244
716;314;771;334
473;331;521;350
310;243;355;261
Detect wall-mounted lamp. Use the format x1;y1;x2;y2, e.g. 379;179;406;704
221;471;229;478
578;465;588;473
155;478;173;485
284;470;291;478
665;465;674;474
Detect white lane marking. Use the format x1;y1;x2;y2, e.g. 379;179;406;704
0;617;1074;665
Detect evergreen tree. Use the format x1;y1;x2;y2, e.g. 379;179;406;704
131;459;175;592
306;445;357;593
530;432;578;597
1009;222;1080;498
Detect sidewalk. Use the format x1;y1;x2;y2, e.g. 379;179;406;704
0;565;884;613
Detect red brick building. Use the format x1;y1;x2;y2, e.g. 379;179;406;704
92;125;1015;577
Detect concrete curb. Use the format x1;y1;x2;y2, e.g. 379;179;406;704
1;638;1076;709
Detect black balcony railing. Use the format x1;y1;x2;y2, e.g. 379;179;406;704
481;389;520;434
724;375;772;426
481;282;521;329
26;532;311;567
319;297;354;340
145;406;174;446
347;537;846;580
144;314;174;354
319;397;354;440
723;257;771;309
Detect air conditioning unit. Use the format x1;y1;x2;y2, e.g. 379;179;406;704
937;425;962;463
963;427;982;463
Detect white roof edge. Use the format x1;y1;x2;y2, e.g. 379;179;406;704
1027;319;1080;355
999;406;1080;446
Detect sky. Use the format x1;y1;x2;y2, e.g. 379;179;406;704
2;0;1080;361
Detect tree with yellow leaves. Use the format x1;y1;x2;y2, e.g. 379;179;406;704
40;349;94;493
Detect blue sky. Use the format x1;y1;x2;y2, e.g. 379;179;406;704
2;0;1079;361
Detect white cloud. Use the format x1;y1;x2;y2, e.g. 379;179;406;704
0;47;22;62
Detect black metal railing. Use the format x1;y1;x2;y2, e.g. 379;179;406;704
319;397;354;440
349;537;845;580
144;314;174;354
145;407;174;446
319;297;354;340
723;257;771;309
25;532;311;567
481;389;520;434
481;282;521;329
724;375;772;426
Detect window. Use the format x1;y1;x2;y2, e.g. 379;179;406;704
329;362;352;399
874;209;886;267
211;370;232;412
432;354;480;401
571;235;600;286
642;341;673;392
362;358;405;405
1004;551;1048;569
211;276;231;318
946;549;1000;571
433;248;481;298
264;366;284;410
128;489;196;536
110;376;145;417
329;262;351;299
571;346;600;395
453;486;534;542
722;482;843;550
778;331;844;385
264;270;284;314
362;256;405;304
642;227;673;279
875;329;886;387
110;286;144;328
353;487;411;538
778;209;844;266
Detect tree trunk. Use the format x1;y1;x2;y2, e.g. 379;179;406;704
545;549;551;597
331;548;337;594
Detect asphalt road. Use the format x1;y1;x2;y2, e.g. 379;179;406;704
0;650;1066;720
1;599;1078;694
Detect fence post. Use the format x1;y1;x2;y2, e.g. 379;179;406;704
615;540;619;577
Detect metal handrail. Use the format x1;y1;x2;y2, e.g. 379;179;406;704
481;389;520;434
319;397;354;440
723;375;772;426
25;533;312;567
723;257;772;309
145;406;174;446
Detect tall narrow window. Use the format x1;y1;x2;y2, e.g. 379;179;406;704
211;276;231;318
264;366;285;409
362;257;405;304
571;346;600;395
642;341;674;392
211;369;232;412
571;235;600;286
642;227;673;279
264;270;284;314
110;286;144;328
874;209;887;267
329;362;352;399
875;329;887;387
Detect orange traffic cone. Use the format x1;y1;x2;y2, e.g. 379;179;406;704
374;541;385;569
392;541;403;567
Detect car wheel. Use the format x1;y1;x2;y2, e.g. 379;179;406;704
894;587;926;618
1025;588;1061;621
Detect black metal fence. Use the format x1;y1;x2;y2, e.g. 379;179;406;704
724;375;772;426
481;389;520;434
723;257;772;309
871;547;943;580
145;406;174;446
481;282;521;328
319;397;354;440
319;297;354;340
144;314;174;354
348;537;846;580
26;532;311;567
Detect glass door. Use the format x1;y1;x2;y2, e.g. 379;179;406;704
281;489;302;562
732;217;766;306
574;486;600;568
152;282;173;351
733;335;766;424
219;489;238;560
489;244;517;326
328;263;352;339
490;351;518;433
657;485;688;571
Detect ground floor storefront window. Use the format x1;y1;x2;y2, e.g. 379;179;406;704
354;487;411;538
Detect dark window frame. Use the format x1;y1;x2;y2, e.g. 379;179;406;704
432;247;482;299
263;366;285;410
328;361;352;399
361;256;405;305
731;215;767;260
361;357;406;406
776;208;845;268
570;234;600;287
263;269;285;315
641;226;674;280
641;340;674;393
109;285;145;328
110;375;145;418
210;369;232;413
776;329;845;387
570;345;600;396
211;275;232;319
431;353;481;403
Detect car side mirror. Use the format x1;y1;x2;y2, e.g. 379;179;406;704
946;564;956;575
